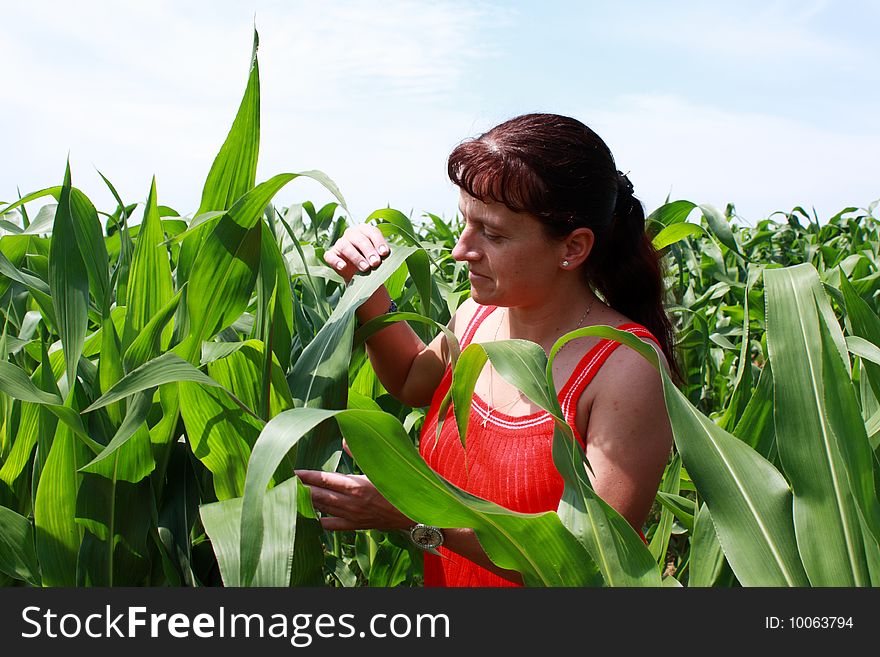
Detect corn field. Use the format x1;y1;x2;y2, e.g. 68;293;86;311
1;30;879;588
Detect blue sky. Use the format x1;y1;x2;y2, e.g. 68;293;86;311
2;0;878;227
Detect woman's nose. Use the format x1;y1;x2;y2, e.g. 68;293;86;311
452;228;479;262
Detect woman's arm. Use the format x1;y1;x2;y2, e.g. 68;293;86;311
294;469;523;584
325;224;448;407
577;344;674;531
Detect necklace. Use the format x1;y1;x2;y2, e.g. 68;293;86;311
554;299;594;355
482;310;520;427
481;300;594;427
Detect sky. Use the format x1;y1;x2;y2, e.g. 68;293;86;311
1;0;878;228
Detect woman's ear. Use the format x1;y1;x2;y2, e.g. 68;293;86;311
561;228;595;268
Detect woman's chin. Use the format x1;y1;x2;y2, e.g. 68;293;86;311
469;287;497;306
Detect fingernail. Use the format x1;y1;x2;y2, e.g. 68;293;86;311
369;255;380;265
336;260;346;270
359;261;369;271
378;245;389;255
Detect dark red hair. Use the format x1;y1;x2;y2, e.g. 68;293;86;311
448;113;680;380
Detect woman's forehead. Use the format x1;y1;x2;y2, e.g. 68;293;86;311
458;189;523;222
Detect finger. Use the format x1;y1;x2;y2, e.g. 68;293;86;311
323;247;349;273
295;469;354;492
320;516;362;531
362;223;390;257
345;228;383;269
342;438;353;459
335;240;372;272
305;486;350;516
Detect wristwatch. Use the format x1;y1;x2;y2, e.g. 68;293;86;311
409;524;444;550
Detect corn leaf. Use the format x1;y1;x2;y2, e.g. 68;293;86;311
660;364;809;586
287;245;416;470
48;163;89;382
652;222;705;251
201;476;301;587
688;503;729;587
179;381;263;500
818;315;880;547
765;264;870;585
0;505;40;585
84;352;226;412
121;177;174;353
34;399;91;586
68;187;110;315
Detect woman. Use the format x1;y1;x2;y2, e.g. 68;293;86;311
296;113;677;586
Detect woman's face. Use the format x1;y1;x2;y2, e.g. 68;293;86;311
452;189;564;308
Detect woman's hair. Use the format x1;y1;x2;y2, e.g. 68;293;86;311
448;112;680;381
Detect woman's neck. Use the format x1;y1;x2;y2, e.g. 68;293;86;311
504;284;601;348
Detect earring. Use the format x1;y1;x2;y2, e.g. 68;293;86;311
561;260;570;268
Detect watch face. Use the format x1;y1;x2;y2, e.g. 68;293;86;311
411;525;443;549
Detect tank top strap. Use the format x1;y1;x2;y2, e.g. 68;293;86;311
559;323;661;429
459;304;498;349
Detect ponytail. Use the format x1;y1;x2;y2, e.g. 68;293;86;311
587;171;681;382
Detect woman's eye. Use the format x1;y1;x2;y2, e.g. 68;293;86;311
483;230;501;242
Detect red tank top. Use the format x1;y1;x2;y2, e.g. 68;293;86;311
418;304;660;587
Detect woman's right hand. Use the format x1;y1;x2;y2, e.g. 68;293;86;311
323;223;391;283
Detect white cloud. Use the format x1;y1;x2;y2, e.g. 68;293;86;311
2;1;876;229
0;0;496;220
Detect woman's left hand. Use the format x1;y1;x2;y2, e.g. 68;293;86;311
295;470;412;531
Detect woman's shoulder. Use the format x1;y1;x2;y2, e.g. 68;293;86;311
587;319;669;403
448;298;493;342
570;308;669;397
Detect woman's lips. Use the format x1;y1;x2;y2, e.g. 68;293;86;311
468;270;489;281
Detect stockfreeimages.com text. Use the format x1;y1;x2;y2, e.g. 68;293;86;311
21;605;450;647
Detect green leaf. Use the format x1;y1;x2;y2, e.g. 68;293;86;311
98;315;125;425
84;352;226;413
255;221;294;374
121;177;174;353
0;361;62;405
196;28;261;217
446;327;663;586
0;505;40;585
207;339;293;420
651;222;705;251
78;391;155;481
765;264;870;585
182;171;348;360
74;476;152;585
660;365;809;586
179;380;263;500
646;200;696;228
287;245;417;470
818;315;880;548
688;503;730;587
34;399;91;586
649;454;682;562
123;289;183;372
731;361;776;459
48;162;89;382
700;204;745;259
655;491;695;534
0;402;40;507
200;476;301;587
68;187;110;314
840;270;880;404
